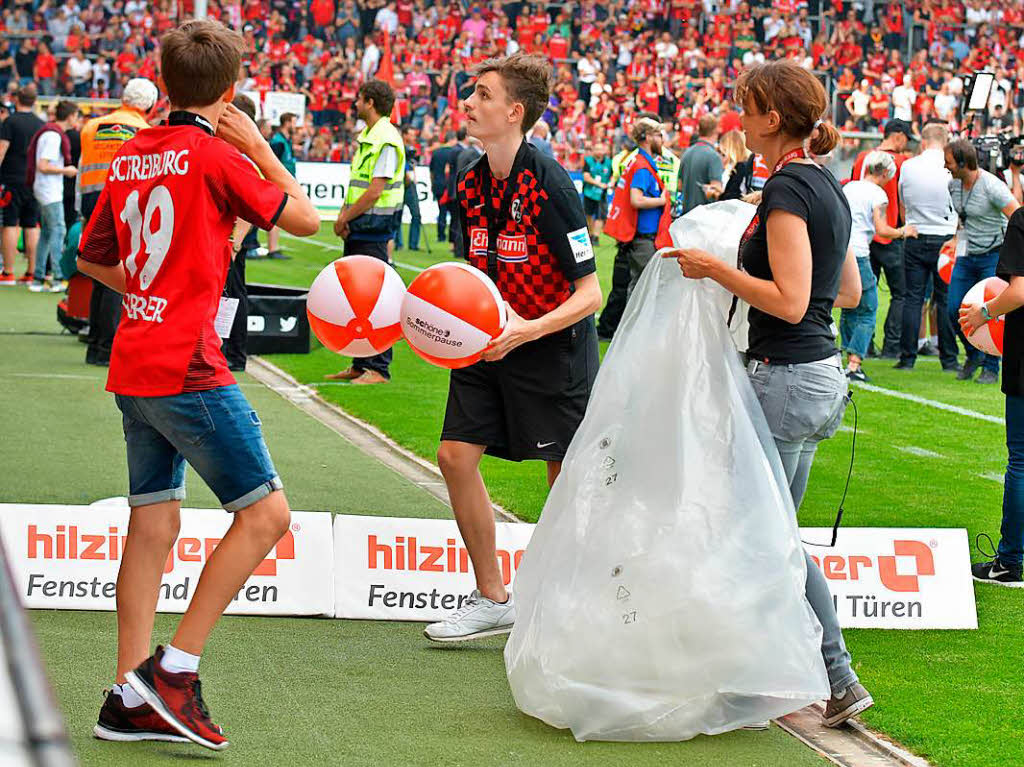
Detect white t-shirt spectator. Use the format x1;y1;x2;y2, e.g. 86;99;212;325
899;148;957;237
375;6;399;33
763;15;785;42
847;88;870;118
361;42;380;79
844;180;889;259
655;39;678;60
576;56;599;84
588;80;611;108
892;84;917;121
934;92;958;120
33;131;65;207
66;54;92;86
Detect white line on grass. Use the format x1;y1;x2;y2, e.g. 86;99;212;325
5;372;102;381
851;381;1004;425
277;230;425;273
979;472;1005;484
895;446;944;459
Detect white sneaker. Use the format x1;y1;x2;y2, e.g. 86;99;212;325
48;280;67;293
423;589;515;643
27;280;47;293
742;721;771;731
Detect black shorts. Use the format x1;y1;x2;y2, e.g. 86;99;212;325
583;196;607;220
1;183;40;228
441;318;600;461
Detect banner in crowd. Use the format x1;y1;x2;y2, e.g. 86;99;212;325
802;527;976;629
237;90;306;126
296;162;439;223
0;502;334;617
333;514;534;622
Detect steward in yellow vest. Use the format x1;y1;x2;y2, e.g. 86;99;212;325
329;79;406;385
78;78;157;220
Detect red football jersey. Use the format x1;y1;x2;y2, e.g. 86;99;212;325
78;112;287;397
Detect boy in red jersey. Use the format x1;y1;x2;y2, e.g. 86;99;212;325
77;20;319;751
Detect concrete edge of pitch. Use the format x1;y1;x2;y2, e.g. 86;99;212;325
248;356;928;767
246;356;519;523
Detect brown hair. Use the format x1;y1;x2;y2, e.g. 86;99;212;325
698;114;719;138
232;92;257;122
16;84;36;108
474;53;552;134
160;20;243;108
735;60;839;156
947;139;978;171
358;80;395;117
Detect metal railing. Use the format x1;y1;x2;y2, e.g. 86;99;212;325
0;537;75;767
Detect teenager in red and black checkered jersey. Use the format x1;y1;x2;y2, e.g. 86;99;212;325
423;53;602;644
76;20;319;750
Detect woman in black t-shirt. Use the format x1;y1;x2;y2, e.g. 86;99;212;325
959;208;1024;587
666;61;870;728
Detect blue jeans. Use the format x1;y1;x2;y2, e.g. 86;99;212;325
748;355;857;694
948;248;1000;374
998;395;1024;566
114;384;281;511
840;257;878;358
35;201;65;281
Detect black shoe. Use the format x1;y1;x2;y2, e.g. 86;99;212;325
957;360;981;380
893;360;915;370
267;250;291;260
942;362;963;373
918;341;937;356
977;369;999;384
972;558;1024;587
879;349;900;360
846;368;870;383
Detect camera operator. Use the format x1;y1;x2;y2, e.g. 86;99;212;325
1005;143;1024;205
945;139;1021;383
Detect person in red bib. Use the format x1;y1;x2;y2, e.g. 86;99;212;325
77;20;318;751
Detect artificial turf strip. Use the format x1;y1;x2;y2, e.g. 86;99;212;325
31;611;826;767
4;290;823;766
251;226;1024;766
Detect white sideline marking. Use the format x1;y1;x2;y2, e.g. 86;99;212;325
6;372;101;381
979;472;1005;485
277;231;425;273
896;446;944;459
851;381;1004;425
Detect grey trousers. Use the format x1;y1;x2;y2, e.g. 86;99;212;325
748;354;859;695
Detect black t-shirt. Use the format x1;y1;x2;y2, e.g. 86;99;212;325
997;208;1024;397
0;111;45;187
741;162;853;364
455;139;596;321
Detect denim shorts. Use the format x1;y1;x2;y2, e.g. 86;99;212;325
114;384;282;511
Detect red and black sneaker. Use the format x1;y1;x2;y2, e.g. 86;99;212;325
124;647;229;751
93;689;190;743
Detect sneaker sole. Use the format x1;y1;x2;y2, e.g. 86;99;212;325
423;625;513;643
972;575;1024;588
124;670;229;751
823;695;874;727
93;723;190;743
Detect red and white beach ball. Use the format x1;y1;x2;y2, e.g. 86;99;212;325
961;276;1008;357
400;262;507;369
306;256;406;357
938;242;957;284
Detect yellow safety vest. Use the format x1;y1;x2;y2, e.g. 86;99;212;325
79;106;150;196
345;116;406;234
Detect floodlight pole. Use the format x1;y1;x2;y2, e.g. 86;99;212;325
194;0;208;20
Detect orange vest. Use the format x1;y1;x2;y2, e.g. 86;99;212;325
79;106;150;195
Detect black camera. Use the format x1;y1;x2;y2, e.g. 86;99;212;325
970;134;1024;175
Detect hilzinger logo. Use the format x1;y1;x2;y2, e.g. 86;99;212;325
26;525;296;576
367;534;525;586
810;539;936;593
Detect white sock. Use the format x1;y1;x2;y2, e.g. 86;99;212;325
930;335;938;346
114;683;145;708
918;336;927;349
160;645;200;674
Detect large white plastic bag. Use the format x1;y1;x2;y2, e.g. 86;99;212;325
504;205;829;742
668;199;757;351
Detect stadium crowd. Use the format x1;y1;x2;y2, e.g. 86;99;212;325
0;0;1023;170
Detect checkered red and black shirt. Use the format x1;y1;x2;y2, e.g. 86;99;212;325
455;140;595;320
